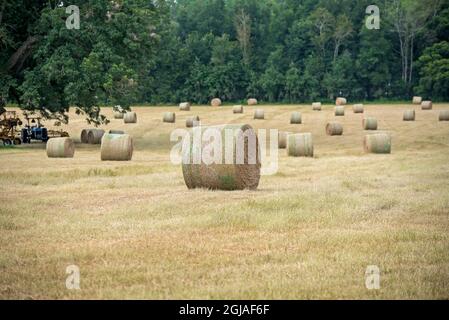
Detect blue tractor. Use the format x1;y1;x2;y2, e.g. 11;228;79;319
21;115;49;144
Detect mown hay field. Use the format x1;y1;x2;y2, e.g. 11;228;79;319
0;104;448;299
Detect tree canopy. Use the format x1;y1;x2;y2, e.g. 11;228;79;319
1;0;449;123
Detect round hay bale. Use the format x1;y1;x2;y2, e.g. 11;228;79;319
109;130;125;135
403;110;415;121
364;133;391;154
124;112;137;123
46;137;75;158
211;98;222;107
290;112;302;124
439;110;449;121
163;112;176;123
179;102;191;111
80;129;90;144
233;105;244;114
353;104;364;113
87;129;105;144
336;97;347;106
363;117;378;130
101;134;133;161
326;122;343;136
254;109;265;120
247;98;258;106
278;131;288;149
186;116;200;128
181;124;261;190
421;101;432;110
114;112;124;119
413;96;422;105
335;106;345;116
312;102;322;111
287;133;313;157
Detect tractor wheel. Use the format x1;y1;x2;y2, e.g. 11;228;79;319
13;138;22;145
3;139;12;146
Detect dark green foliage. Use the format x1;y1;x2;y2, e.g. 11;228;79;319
1;0;449;123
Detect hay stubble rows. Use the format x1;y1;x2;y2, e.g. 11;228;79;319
0;104;448;299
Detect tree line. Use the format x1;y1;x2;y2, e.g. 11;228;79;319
1;0;448;124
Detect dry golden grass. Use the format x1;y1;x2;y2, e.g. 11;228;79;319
1;104;449;299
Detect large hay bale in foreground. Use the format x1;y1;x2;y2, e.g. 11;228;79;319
254;109;265;120
312;102;322;111
46;137;75;158
413;96;422;105
353;104;364;113
181;124;261;190
80;129;90;144
163;112;176;123
335;106;345;116
101;134;133;161
363;117;378;130
186;116;200;128
179;102;191;111
290;112;302;124
87;129;105;144
124;112;137;123
336;97;347;106
287;133;313;157
364;133;391;154
403;110;415;121
439;110;449;121
211;98;222;106
278;131;288;149
326;122;343;136
421;101;432;110
247;98;258;106
233;105;244;114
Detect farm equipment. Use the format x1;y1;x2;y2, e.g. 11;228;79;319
21;114;69;144
0;109;23;146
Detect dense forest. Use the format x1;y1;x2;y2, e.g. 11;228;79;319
1;0;449;124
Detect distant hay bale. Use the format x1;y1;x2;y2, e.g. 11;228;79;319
80;129;90;143
233;105;244;114
247;98;258;106
336;97;347;106
186;116;200;128
326;122;343;136
114;112;124;119
254;109;265;120
364;133;391;154
87;129;105;144
335;106;345;116
181;124;261;190
179;102;191;111
287;133;313;157
312;102;322;111
101;134;133;161
46;137;75;158
439;110;449;121
163;112;176;123
421;101;432;110
278;131;288;149
113;105;124;119
363;117;378;130
124;111;137;123
403;110;415;121
353;104;364;113
290;112;302;124
211;98;222;106
413;96;422;105
109;130;125;135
